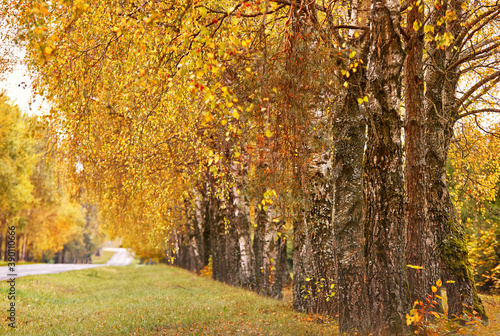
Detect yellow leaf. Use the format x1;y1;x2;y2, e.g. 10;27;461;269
198;7;207;17
44;46;53;56
406;314;412;326
265;129;272;138
343;82;349;88
436;279;442;287
204;113;213;122
232;110;240;120
112;26;122;37
413;20;420;31
431;286;437;293
357;98;364;104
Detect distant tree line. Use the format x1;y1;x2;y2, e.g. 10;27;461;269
0;97;102;264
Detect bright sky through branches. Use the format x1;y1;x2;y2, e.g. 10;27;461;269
0;48;47;116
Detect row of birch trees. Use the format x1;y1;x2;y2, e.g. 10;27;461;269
7;0;500;334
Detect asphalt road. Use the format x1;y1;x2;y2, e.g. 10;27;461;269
0;248;134;281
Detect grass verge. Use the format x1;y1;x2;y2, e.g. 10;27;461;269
1;264;499;335
0;264;338;335
91;250;116;264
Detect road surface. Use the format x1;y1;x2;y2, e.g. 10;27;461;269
0;248;133;281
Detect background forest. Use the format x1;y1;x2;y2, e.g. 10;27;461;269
0;96;103;264
1;0;500;334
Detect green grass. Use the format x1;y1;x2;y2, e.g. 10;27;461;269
0;264;338;335
91;250;116;264
1;264;499;335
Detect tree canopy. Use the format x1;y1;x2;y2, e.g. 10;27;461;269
4;0;500;334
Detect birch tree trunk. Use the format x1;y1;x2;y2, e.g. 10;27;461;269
292;215;315;312
196;183;212;268
229;183;256;289
304;151;336;315
363;0;409;333
331;88;369;333
424;0;487;321
254;203;287;298
208;176;231;283
329;0;371;332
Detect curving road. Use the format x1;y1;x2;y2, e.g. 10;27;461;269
0;248;134;281
101;247;135;266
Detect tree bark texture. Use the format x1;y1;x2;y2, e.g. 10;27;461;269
181;201;204;273
404;0;441;310
364;0;409;334
206;172;256;288
228;183;256;289
292;215;315;312
303;151;336;316
195;184;212;267
424;0;487;321
331;87;369;332
254;205;288;299
209;187;240;286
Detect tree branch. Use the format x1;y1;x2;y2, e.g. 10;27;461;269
447;41;500;72
457;108;500;120
454;7;500;50
331;24;369;30
454;70;500;111
461;75;500;111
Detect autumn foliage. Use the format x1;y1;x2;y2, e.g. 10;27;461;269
3;0;500;334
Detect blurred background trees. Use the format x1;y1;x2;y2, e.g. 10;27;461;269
0;96;103;263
